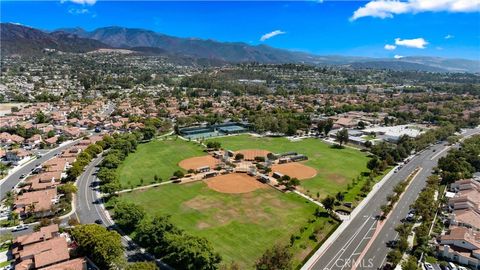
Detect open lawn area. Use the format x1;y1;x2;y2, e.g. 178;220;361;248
117;138;205;187
119;181;338;269
209;135;373;200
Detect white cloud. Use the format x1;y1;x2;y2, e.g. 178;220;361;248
445;34;454;39
260;30;286;41
351;0;480;20
394;55;404;59
384;44;397;50
395;37;428;49
61;0;97;5
68;8;90;14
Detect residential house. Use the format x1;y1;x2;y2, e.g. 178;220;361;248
14;189;58;217
12;224;87;270
438;226;480;269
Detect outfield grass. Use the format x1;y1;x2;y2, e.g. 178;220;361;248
209;135;371;199
117;138;205;187
119;181;338;269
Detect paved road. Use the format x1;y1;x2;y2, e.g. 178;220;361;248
0;140;79;201
306;127;480;270
75;155;171;268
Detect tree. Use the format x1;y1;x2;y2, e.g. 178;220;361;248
97;168;118;184
85;144;103;158
364;140;373;148
66;163;84;180
387;249;402;266
47;130;56;138
113;201;146;233
102;154;122;169
0;163;8;176
134;215;182;258
35;111;48;124
206;141;221;150
141;125;157;141
285;178;300;190
58;183;78;194
163;233;222;270
255;245;292;270
323;119;334;136
234;153;244;161
401;256;420;270
367;157;381;172
173;170;185;178
317;121;326;135
57;183;78;201
266;153;276;160
125;262;158;270
336;128;349;146
71;224;124;269
101;181;122;195
321;196;336;211
335;192;344;202
278;175;291;186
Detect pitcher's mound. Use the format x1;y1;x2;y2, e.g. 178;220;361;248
271;163;317;180
235;149;270;161
179;156;219;171
205;173;266;194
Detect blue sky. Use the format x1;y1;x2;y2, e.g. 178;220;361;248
2;1;480;60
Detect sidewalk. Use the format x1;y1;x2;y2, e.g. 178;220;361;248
301;154;410;269
0;156;35;182
115;180;173;194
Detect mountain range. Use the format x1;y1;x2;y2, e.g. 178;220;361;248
1;23;479;73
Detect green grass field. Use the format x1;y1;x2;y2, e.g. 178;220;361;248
119;181;338;269
117;138;206;187
114;135;380;267
209;135;371;199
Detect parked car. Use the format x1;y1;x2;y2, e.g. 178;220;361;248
12;224;29;232
424;263;434;270
439;264;451;270
448;262;458;270
405;212;415;222
386;240;398;248
94;219;103;225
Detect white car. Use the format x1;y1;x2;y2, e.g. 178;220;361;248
12;224;28;232
424;263;434;270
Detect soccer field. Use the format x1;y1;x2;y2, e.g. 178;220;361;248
120;181;338;269
209;135;371;198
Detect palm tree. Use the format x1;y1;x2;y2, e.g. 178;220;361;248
27;203;36;216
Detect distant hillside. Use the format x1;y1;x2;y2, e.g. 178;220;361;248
54;26;480;73
62;26;316;63
348;61;448;72
2;23;479;73
0;23;109;55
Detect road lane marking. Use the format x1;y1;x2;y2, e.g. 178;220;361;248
324;216;374;270
351;168;423;270
341;219;378;270
430;146;450;160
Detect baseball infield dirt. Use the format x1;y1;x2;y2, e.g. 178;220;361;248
235;149;271;160
179;156;219;171
271;162;317;180
205;173;267;194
